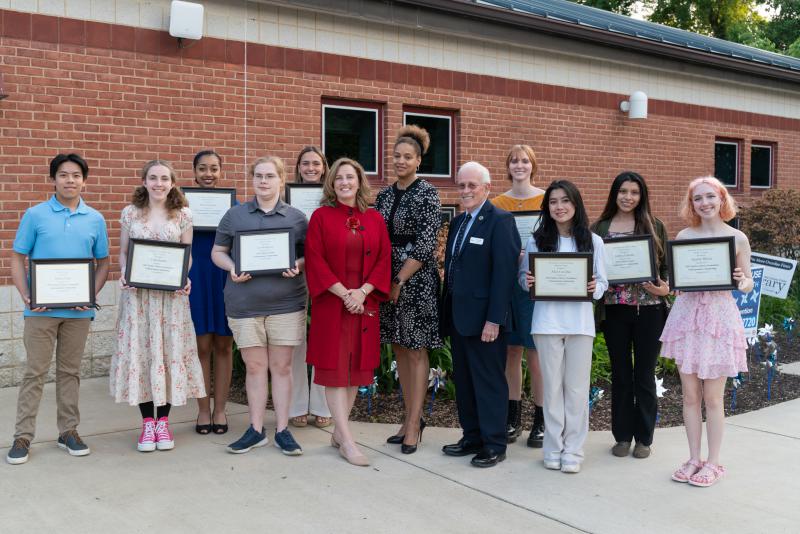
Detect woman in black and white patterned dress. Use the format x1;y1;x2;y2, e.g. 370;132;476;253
376;125;443;455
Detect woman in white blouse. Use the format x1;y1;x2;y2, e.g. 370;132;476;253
519;180;608;474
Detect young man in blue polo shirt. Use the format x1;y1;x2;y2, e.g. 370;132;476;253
6;153;110;465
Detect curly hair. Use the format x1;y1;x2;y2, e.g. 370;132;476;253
680;176;737;226
132;159;187;214
394;125;430;156
505;144;538;183
321;158;371;213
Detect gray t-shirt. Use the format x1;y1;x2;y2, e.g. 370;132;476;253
215;198;308;318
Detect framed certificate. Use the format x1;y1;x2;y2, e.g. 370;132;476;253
440;204;458;225
603;235;657;285
182;187;236;231
29;258;95;309
285;183;324;221
667;236;736;291
529;252;593;301
126;239;191;291
235;228;296;276
513;211;542;247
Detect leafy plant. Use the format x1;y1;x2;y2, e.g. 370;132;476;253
592;333;612;384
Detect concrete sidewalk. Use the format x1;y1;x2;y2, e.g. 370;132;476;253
1;378;797;534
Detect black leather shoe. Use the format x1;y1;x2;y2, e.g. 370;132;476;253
470;449;506;468
386;433;404;445
442;439;482;457
527;405;545;448
506;400;522;443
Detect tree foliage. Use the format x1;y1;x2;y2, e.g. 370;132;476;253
577;0;800;58
739;189;800;261
572;0;639;16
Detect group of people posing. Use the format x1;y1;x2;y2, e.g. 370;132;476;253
6;126;752;488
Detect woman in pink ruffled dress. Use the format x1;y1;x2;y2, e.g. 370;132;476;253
661;176;752;487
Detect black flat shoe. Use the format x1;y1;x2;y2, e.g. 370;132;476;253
470;449;506;468
212;412;228;435
442;439;482;457
195;419;211;435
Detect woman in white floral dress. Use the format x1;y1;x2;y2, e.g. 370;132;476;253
111;160;205;452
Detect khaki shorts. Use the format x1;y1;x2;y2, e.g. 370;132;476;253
228;310;306;348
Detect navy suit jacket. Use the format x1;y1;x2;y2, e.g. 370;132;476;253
441;200;521;338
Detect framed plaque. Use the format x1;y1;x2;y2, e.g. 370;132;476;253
513;211;542;247
125;239;191;291
667;236;736;291
235;228;296;276
182;187;236;231
440;204;458;226
603;235;657;285
529;252;593;301
285;183;324;221
29;258;95;309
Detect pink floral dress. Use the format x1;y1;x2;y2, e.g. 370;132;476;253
659;291;747;379
110;205;206;406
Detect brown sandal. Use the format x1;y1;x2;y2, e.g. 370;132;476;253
290;415;308;428
314;416;332;428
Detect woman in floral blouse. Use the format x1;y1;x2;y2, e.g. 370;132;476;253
591;171;670;460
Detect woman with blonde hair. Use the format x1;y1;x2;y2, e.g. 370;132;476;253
662;176;752;487
491;144;546;447
112;160;205;452
212;156;309;456
305;157;391;465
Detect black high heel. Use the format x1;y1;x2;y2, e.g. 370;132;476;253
386;433;404;444
401;419;426;455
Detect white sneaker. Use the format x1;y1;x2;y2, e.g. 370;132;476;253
543;458;561;470
561;462;581;474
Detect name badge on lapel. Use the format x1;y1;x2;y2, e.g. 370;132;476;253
469;237;484;245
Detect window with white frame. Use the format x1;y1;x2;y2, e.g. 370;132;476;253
750;143;773;188
322;100;382;175
403;108;456;179
714;140;739;187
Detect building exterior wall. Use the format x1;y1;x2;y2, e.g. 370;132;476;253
1;2;798;386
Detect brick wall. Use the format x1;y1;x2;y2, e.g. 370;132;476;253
1;10;799;385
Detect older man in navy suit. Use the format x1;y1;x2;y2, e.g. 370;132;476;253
441;161;521;467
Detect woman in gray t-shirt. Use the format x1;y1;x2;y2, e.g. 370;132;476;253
211;156;308;456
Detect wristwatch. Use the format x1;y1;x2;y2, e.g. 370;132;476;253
392;276;405;286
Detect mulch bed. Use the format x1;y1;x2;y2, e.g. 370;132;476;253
231;331;800;430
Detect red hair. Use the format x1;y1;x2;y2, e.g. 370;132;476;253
679;176;737;226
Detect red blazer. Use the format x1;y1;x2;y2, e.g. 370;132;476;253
305;202;391;371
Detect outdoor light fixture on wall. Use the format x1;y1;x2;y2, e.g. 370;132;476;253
169;0;204;47
620;91;648;119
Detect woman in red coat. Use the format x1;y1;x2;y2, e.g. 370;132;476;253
305;157;391;466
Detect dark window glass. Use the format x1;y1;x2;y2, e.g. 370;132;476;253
714;142;738;186
404;113;452;177
751;145;772;187
323;106;377;173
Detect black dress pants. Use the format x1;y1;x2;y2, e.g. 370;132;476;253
602;304;666;446
451;330;509;453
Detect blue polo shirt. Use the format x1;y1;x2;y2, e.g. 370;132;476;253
13;195;109;318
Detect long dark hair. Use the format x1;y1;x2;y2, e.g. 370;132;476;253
534;180;593;253
592;171;664;265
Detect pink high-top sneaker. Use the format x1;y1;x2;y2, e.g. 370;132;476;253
138;418;156;452
154;417;175;451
